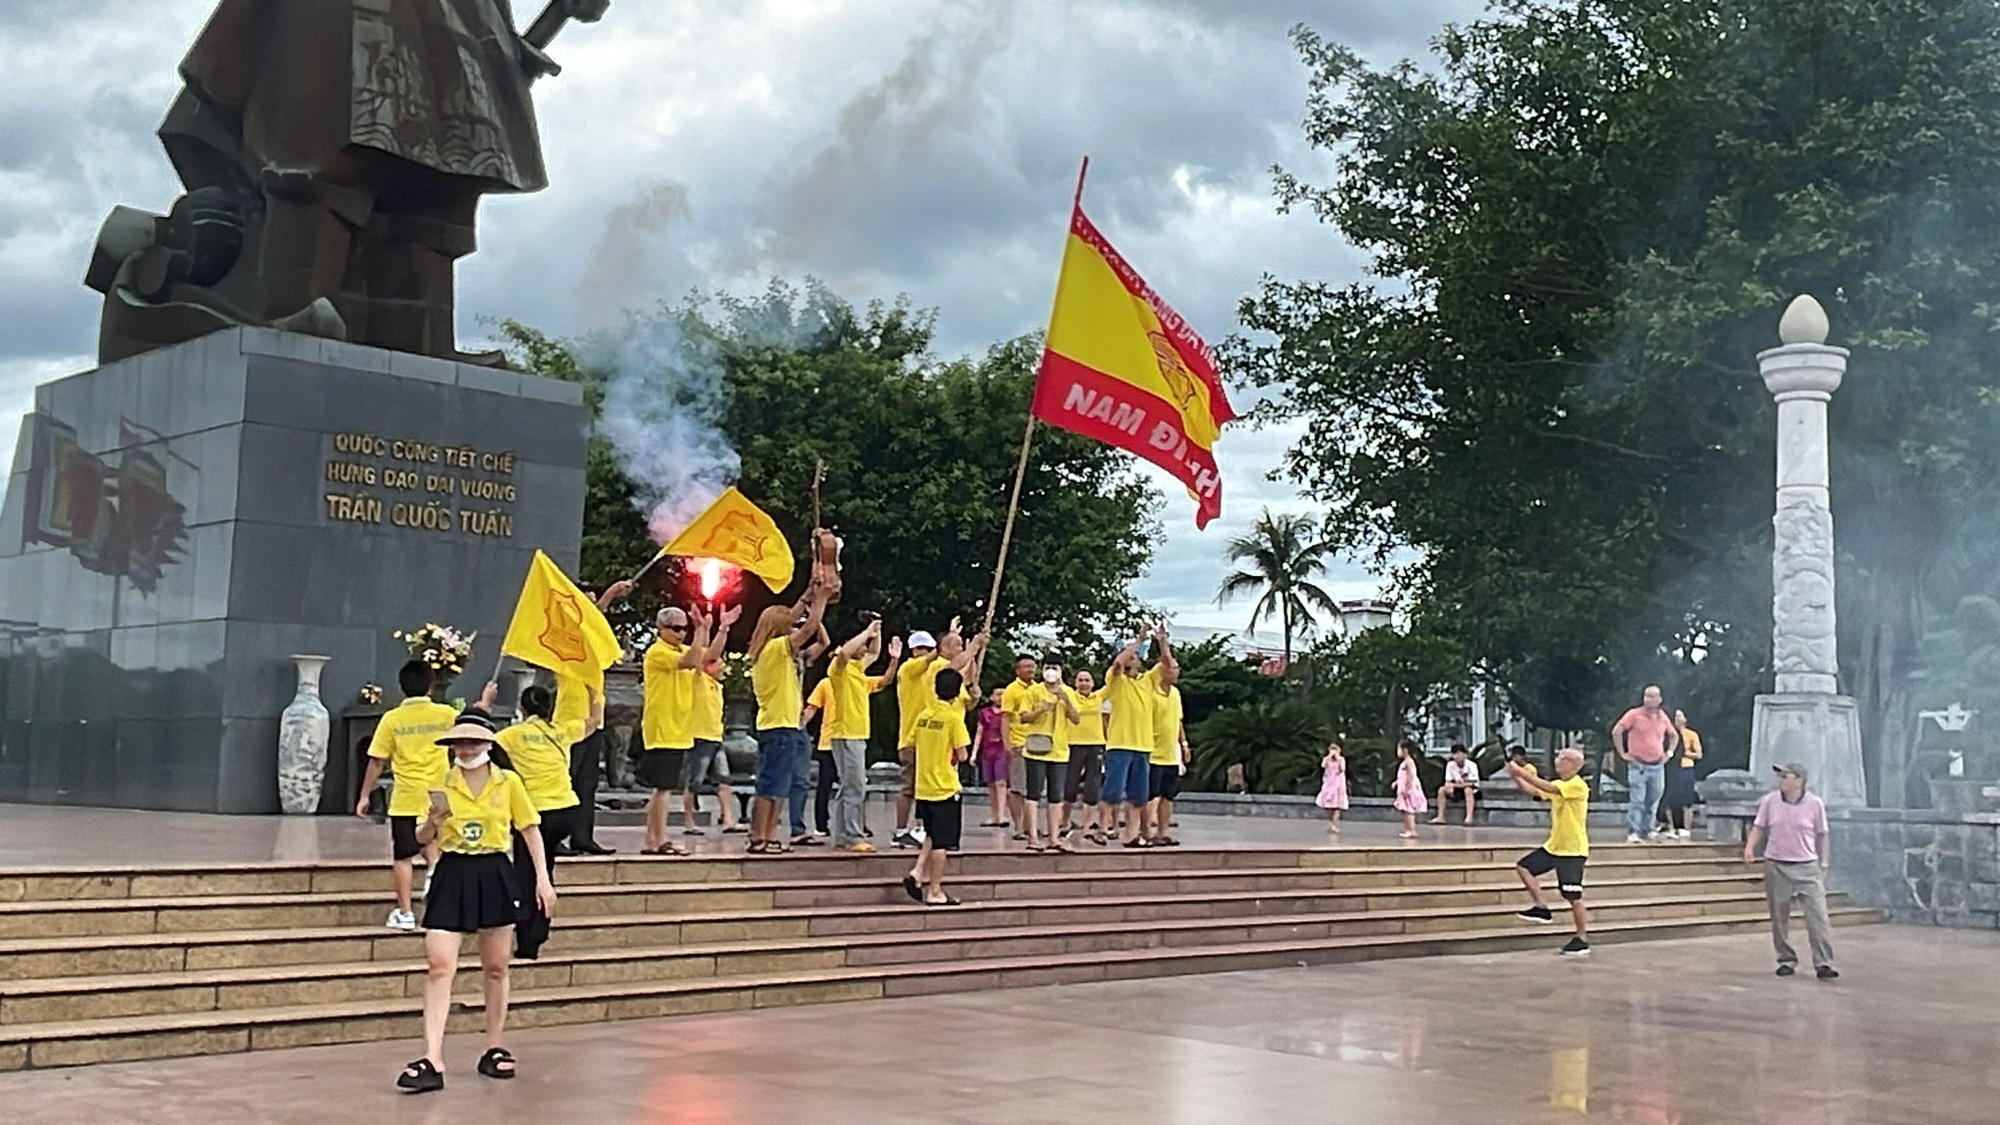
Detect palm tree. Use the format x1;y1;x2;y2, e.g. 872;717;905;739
1216;509;1343;666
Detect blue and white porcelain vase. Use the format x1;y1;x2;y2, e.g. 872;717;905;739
277;655;331;814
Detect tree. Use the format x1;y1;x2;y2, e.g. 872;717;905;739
1233;1;2000;798
1216;509;1343;665
503;283;1164;652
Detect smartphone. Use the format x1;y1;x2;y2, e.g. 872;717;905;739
428;789;450;818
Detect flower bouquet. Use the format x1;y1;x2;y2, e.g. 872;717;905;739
393;622;476;682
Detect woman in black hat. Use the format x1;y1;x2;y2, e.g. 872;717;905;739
395;717;557;1094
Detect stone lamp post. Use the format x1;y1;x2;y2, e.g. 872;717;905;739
1749;294;1867;806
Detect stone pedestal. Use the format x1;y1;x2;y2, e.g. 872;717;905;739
0;329;586;813
1750;692;1866;808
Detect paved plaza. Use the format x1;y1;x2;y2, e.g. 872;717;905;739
0;800;1575;866
0;925;1980;1123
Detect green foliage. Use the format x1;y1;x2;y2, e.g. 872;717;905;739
1216;509;1344;663
1169;634;1283;728
502;284;1163;654
1233;1;2000;795
1187;695;1331;795
1315;625;1467;745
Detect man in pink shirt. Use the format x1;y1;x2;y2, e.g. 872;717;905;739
1610;685;1680;843
1743;763;1838;980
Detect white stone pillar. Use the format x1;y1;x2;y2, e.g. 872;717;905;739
1750;295;1867;806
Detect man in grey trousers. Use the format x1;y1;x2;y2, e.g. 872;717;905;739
1743;762;1839;980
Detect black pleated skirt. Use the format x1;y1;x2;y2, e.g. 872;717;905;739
421;850;522;934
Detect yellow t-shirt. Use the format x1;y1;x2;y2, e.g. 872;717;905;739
1149;681;1185;767
694;672;724;742
1678;727;1704;769
1062;688;1106;747
641;640;697;751
435;765;539;855
806;678;835;750
1102;667;1156;753
366;697;460;817
896;655;938;748
1539;775;1591;857
552;672;590;731
825;656;882;741
912;700;969;801
1039;684;1079;763
1000;679;1056;750
753;636;803;730
496;717;585;811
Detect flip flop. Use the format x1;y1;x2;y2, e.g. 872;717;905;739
1123;838;1150;849
924;895;962;907
722;825;749;834
684;828;706;836
902;873;923;902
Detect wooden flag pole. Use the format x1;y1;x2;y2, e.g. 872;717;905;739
981;157;1090;639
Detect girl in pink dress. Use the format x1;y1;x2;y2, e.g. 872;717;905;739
1392;739;1428;838
975;688;1011;828
1315;741;1348;833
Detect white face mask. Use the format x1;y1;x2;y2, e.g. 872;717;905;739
456;750;491;770
1042;667;1061;684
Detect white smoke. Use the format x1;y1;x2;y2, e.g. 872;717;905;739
589;311;740;543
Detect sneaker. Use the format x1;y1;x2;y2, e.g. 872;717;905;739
892;829;919;849
384;908;417;931
840;842;876;853
1560;938;1591;956
1776;964;1797;977
1676;828;1692;840
1816;965;1839;981
1626;833;1645;844
1516;905;1555;924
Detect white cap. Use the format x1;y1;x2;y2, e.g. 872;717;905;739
908;630;937;650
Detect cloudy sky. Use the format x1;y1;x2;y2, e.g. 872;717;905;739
0;0;1482;634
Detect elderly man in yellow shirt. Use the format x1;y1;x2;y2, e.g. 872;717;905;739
639;607;711;856
1142;638;1188;847
1100;627;1160;848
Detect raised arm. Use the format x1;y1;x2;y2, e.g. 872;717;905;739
1106;629;1146;681
595;579;635;612
874;635;904;683
1506;760;1559;797
679;612;710;669
706;604;741;664
837;619;881;664
785;579;832;652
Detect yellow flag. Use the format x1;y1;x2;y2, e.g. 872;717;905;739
501;551;622;688
659;486;795;592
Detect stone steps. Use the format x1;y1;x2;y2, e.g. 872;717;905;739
0;870;1767;979
0;904;1880;1070
0;886;1792;1024
0;842;1881;1071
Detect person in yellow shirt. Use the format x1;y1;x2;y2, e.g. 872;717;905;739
1663;709;1705;839
394;716;556;1095
678;605;741;840
353;660;460;931
745;576;833;854
691;654;744;834
1060;669;1109;845
1100;628;1159;847
639;606;710;856
903;666;971;907
1005;655;1081;852
892;616;988;849
1507;747;1592;956
1143;648;1187;847
488;679;601;961
803;620;903;852
999;654;1052;844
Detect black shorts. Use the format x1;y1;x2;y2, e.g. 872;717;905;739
1149;764;1182;802
389;815;422;861
915;797;963;851
638;748;688;791
1518;848;1587;901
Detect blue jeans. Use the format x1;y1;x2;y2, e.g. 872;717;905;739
789;743;813;835
1626;761;1666;837
1102;749;1152;807
754;728;808;800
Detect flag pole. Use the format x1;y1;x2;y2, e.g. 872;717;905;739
982;156;1090;639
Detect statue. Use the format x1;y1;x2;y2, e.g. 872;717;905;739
83;0;611;365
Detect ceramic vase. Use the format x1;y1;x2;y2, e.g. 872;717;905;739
277;655;331;814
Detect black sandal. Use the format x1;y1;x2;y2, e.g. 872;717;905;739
397;1058;444;1093
924;895;962;907
477;1046;516;1080
1123;837;1151;849
902;873;923;902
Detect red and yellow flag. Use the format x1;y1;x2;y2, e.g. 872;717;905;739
1032;203;1236;527
501;550;622;689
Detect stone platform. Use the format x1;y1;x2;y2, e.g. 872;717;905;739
0;925;1980;1124
0;817;1877;1072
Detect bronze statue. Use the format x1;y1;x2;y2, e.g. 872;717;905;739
85;0;610;365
